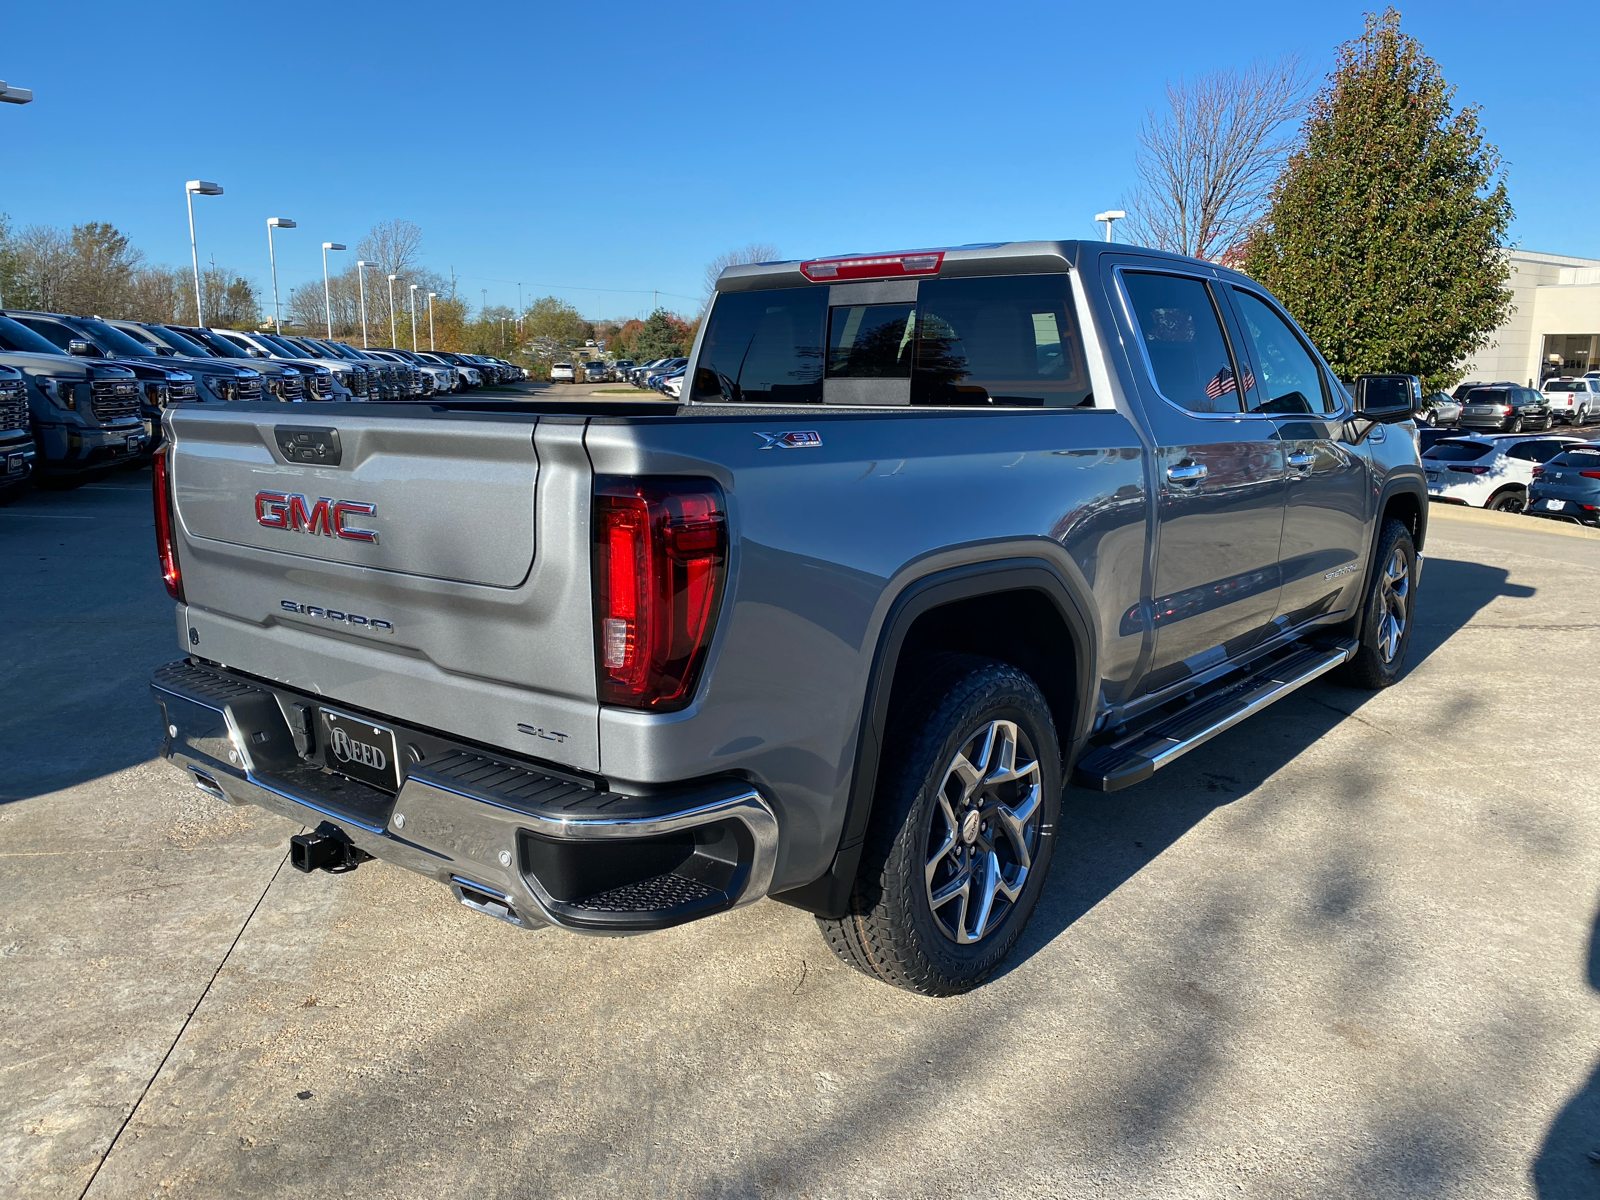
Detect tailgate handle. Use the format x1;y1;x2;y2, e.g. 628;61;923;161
274;426;343;467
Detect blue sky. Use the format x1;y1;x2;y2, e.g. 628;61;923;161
2;0;1594;320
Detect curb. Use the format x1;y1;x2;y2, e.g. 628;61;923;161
1428;501;1600;542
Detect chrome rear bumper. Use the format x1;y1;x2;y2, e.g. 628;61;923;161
150;659;778;934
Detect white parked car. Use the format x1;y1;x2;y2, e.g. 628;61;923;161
1541;377;1600;425
550;362;576;383
662;372;684;399
1422;433;1587;512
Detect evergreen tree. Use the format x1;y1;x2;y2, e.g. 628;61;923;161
1242;9;1513;392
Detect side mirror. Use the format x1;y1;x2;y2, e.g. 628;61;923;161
246;347;266;358
67;339;103;358
1352;374;1418;423
152;345;176;356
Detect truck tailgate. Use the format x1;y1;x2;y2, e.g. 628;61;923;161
167;407;599;771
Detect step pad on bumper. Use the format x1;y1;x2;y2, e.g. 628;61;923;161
150;658;778;933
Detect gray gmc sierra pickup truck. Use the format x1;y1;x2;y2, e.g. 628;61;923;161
148;240;1425;994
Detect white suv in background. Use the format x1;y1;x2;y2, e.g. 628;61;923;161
1423;433;1587;512
1541;377;1600;425
550;362;576;383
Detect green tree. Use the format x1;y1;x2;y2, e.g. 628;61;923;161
524;296;586;346
1241;9;1513;392
631;308;694;361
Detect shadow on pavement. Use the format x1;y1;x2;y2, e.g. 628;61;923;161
0;469;176;805
1533;907;1600;1198
1405;555;1534;671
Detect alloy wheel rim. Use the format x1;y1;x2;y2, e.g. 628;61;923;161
1376;546;1410;663
924;720;1042;945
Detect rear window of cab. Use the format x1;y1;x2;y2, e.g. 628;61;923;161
692;275;1093;407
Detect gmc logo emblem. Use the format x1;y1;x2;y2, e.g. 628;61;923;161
256;492;379;544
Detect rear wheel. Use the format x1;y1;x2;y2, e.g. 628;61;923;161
816;655;1061;996
1339;519;1418;690
1488;488;1525;513
1509;416;1524;433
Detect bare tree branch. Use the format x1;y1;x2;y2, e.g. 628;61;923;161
702;243;781;308
1123;57;1307;261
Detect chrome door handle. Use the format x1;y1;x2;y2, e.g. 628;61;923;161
1167;462;1208;485
1287;451;1315;469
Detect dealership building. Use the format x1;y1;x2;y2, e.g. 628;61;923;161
1457;249;1600;386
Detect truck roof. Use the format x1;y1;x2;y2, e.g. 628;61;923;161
714;239;1240;293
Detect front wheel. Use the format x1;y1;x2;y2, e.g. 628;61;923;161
1339;519;1418;690
816;655;1061;996
1424;411;1438;427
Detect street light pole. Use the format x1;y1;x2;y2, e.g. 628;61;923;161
356;261;370;347
387;275;402;347
1094;210;1126;243
184;181;223;327
266;217;296;333
321;242;346;339
427;292;437;351
408;284;419;351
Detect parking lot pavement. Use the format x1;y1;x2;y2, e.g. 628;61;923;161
3;478;1597;1200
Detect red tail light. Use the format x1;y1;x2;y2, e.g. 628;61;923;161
593;477;727;711
1531;465;1544;477
1448;464;1491;474
799;251;944;282
152;445;184;602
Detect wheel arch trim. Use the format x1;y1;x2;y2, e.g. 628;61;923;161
772;549;1098;918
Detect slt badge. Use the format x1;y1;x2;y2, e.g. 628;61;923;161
754;430;823;450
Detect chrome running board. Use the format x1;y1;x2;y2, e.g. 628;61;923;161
1073;640;1356;792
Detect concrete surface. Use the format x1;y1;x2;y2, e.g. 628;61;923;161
2;471;1597;1200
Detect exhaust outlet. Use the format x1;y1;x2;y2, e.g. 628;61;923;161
188;768;226;800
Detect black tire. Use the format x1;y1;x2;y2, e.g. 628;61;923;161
1338;519;1418;690
1424;411;1438;427
1509;416;1524;433
1488;488;1525;513
815;654;1061;996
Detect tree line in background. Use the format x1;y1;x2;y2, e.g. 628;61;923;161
0;212;725;372
0;216;260;327
1123;7;1513;392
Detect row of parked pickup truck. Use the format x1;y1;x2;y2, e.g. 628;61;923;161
0;308;525;498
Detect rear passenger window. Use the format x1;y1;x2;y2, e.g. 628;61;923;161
690;288;826;403
1122;272;1243;414
911;275;1091;407
1231;290;1332;414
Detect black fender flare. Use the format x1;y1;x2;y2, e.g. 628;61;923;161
772;555;1098;919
